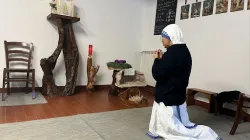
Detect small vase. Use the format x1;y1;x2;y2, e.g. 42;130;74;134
51;8;57;14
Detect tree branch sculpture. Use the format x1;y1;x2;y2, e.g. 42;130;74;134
86;56;99;91
40;14;80;96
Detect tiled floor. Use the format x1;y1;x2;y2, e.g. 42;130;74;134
0;87;154;124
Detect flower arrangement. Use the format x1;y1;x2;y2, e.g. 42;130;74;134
50;0;57;11
107;59;132;70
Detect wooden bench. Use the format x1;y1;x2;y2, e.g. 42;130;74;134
186;88;217;114
187;88;250;135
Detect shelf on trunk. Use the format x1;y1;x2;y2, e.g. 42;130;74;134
47;13;80;23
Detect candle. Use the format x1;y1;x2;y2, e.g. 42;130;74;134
88;44;93;56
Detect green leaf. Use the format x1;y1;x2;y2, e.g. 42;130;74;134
106;62;132;69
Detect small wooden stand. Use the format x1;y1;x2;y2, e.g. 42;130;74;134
40;14;80;96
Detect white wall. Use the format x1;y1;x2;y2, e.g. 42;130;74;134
0;0;144;87
141;0;250;95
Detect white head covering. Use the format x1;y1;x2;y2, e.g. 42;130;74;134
161;24;185;45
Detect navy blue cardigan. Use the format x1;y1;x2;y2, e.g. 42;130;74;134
152;44;192;106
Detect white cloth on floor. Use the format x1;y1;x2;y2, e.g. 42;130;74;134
147;101;221;140
124;68;135;76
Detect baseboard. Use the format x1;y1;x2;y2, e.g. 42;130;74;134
0;87;42;93
0;85;153;94
0;85;110;93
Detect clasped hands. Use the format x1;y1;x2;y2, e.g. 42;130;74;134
153;49;163;59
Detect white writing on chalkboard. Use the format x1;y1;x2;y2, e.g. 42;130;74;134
154;0;177;35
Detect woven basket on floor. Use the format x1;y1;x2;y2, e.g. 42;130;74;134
119;87;148;107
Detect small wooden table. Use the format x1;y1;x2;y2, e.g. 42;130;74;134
186;88;217;114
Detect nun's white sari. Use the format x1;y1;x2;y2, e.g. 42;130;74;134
147;102;222;140
147;24;221;140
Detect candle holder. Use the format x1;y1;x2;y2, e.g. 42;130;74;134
86;45;99;91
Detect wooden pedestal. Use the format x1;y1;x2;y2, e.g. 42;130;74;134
40;14;80;96
108;70;120;96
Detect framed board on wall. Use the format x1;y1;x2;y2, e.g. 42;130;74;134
154;0;178;35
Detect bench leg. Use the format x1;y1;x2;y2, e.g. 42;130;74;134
186;91;196;106
208;94;217;114
214;97;218;115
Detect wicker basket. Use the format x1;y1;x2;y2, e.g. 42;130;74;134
119;87;148;107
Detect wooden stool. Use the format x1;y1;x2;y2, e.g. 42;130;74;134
230;93;250;135
187;88;217;114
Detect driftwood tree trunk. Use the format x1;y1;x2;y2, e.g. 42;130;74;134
40;16;79;96
86;56;99;91
87;57;92;77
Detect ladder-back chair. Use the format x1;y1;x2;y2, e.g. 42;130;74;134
2;41;36;101
230;93;250;135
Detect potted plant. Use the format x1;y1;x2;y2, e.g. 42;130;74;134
50;0;57;14
106;59;132;70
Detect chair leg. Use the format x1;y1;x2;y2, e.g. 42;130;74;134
214;96;218;115
186;91;196;106
208;95;212;113
230;94;244;135
2;70;6;101
6;82;10;95
32;70;36;99
230;113;242;135
2;83;5;101
7;72;10;95
26;72;30;94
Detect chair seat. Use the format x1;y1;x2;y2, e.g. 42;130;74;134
4;77;33;82
4;68;34;72
231;95;250;108
3;68;34;82
243;94;250;101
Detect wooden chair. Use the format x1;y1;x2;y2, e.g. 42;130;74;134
230;93;250;135
2;41;36;101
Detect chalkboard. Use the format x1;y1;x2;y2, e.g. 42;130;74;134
154;0;178;35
